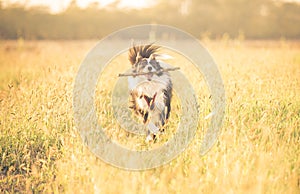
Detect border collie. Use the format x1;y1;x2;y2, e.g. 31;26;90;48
127;44;173;141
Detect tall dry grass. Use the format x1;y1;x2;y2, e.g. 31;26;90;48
0;39;299;193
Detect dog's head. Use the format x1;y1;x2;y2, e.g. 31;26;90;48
128;44;164;81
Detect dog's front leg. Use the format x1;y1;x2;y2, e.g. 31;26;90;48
145;122;159;142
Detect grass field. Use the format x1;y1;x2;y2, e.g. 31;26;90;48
0;39;299;193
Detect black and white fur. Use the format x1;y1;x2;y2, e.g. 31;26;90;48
128;44;173;141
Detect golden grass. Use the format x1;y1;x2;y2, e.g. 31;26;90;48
0;39;299;193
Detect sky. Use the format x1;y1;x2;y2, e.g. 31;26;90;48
4;0;158;13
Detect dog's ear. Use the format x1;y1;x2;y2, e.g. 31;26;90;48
150;54;172;61
149;53;156;60
135;52;142;65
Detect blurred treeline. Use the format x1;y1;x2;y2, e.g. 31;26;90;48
1;0;300;40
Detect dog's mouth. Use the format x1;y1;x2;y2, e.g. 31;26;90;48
146;72;153;81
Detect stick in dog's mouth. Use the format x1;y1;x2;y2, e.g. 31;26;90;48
118;67;180;77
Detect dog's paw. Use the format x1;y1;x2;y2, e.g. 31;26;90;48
145;133;159;143
145;134;154;143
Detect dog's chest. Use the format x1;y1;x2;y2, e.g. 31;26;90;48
128;77;168;112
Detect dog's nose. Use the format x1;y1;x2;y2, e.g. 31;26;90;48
148;66;152;71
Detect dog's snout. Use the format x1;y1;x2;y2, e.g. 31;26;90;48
148;66;152;71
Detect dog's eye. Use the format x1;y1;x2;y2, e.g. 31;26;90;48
150;60;161;69
149;59;157;65
140;60;148;66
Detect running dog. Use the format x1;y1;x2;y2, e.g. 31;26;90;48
127;44;173;141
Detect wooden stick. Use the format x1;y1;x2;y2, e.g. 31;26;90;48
118;67;180;77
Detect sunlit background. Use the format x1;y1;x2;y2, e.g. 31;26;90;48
1;0;300;39
5;0;156;12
